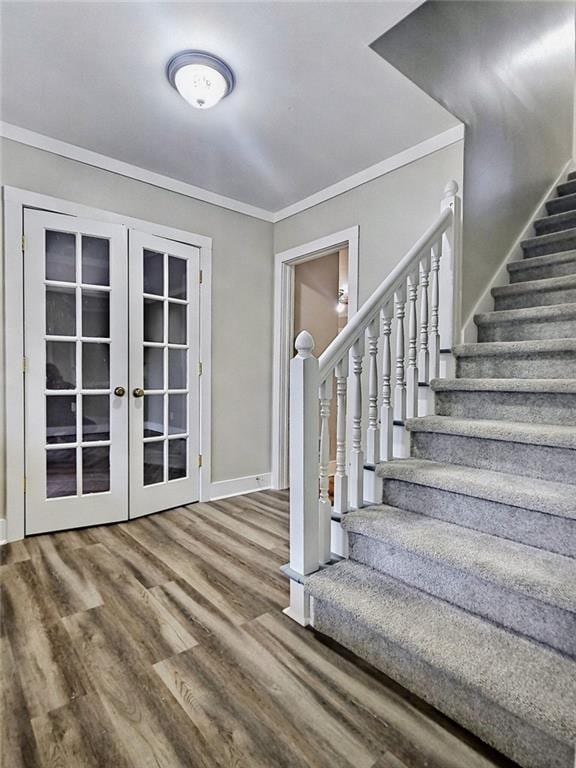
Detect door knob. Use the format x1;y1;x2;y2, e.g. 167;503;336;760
114;386;126;397
133;387;145;398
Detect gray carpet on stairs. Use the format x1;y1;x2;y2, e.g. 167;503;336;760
303;174;576;768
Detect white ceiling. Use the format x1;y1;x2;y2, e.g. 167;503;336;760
0;1;458;213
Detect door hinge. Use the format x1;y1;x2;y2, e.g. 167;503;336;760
199;269;203;284
198;361;203;376
21;235;25;252
198;454;203;468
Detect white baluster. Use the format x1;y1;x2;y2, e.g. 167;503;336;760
349;336;365;509
439;180;461;378
366;317;380;466
394;288;406;423
333;356;349;516
419;258;430;383
406;272;419;420
286;330;319;626
318;377;332;565
379;306;393;462
429;242;441;380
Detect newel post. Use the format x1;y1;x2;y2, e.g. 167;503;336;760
285;330;320;626
439;180;462;375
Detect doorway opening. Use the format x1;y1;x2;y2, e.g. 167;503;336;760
271;227;359;489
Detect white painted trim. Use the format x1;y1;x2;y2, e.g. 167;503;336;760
272;124;465;222
461;158;575;343
0;517;6;545
0;122;274;223
271;226;359;489
2;186;213;540
209;473;272;501
1;120;464;225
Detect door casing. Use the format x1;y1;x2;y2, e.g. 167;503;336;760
3;186;213;542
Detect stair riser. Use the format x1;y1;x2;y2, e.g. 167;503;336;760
410;432;576;486
311;600;573;768
494;285;576;310
557;180;576;196
534;214;576;236
522;236;576;259
509;261;576;282
434;390;576;426
456;352;576;379
381;479;576;559
477;317;576;342
348;533;576;657
546;195;576;216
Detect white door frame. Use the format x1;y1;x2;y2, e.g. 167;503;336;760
2;185;213;542
271;226;359;490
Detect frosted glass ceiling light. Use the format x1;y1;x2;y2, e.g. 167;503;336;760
167;51;235;109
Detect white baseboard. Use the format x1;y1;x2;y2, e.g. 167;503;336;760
0;518;6;545
209;473;272;501
462;158;575;344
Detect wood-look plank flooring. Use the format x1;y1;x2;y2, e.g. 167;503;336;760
1;490;518;768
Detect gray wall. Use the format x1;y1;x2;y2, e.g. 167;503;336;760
372;0;576;322
275;141;464;305
0;137;274;490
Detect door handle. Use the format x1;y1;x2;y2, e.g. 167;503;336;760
114;386;126;397
133;387;145;398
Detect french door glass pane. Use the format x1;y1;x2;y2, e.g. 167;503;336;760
168;348;187;389
168;303;186;344
46;395;76;444
168;256;187;299
144;299;164;342
168;439;187;480
144;442;164;485
83;395;110;442
144;347;164;390
83;446;110;494
46;341;76;389
82;290;110;338
46;448;76;498
46;231;76;282
82;343;110;389
144;394;164;437
46;286;76;336
82;236;110;286
168;394;187;434
144;250;164;295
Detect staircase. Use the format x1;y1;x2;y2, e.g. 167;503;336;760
304;174;576;768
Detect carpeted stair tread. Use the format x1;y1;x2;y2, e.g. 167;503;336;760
508;249;576;273
568;171;576;181
557;179;576;197
454;337;576;358
534;209;576;236
475;302;576;326
377;459;576;519
404;415;576;449
342;506;576;612
546;190;576;216
306;560;576;743
521;227;576;257
431;377;576;394
492;273;576;298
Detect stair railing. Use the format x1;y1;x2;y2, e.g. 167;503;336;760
284;181;462;625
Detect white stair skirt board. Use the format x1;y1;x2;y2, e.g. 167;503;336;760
363;466;383;505
209;473;272;501
331;518;349;559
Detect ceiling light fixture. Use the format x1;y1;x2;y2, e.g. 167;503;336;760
167;50;235;110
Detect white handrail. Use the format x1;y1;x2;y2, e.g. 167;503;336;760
318;206;453;381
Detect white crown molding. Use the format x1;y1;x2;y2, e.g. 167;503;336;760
0;121;275;222
271;123;465;222
1;120;464;225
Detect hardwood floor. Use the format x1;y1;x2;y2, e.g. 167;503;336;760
1;490;518;768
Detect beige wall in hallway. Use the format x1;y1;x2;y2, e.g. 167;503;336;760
0;137;274;504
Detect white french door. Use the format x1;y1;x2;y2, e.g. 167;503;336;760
129;231;200;516
23;210;200;535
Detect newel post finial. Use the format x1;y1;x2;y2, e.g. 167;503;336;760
443;179;459;199
295;330;315;358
